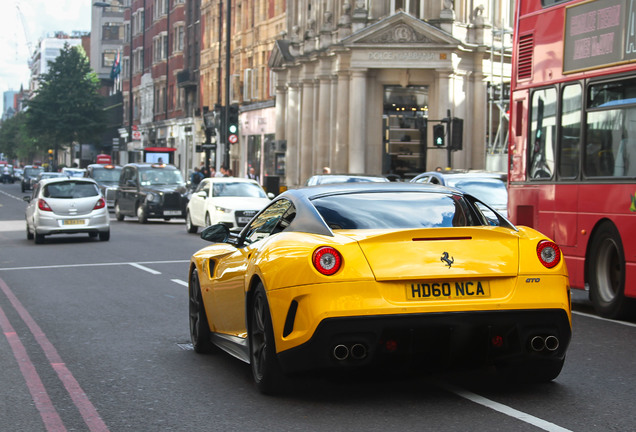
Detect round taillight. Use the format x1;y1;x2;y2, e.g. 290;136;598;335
312;246;343;276
537;240;561;268
93;197;106;210
38;199;52;212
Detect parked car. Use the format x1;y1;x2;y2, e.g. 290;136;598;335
114;163;188;223
185;177;272;233
188;182;570;394
85;164;122;209
305;174;390;186
24;177;110;243
410;171;509;217
61;167;87;178
13;168;24;182
21;165;44;192
36;172;67;184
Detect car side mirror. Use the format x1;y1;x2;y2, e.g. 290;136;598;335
267;192;275;199
196;191;207;198
200;223;231;243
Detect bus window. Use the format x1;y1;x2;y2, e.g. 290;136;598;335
558;84;582;178
529;88;556;179
586;79;636;177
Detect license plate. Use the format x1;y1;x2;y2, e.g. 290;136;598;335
63;219;86;225
164;210;181;216
238;216;252;224
406;281;490;300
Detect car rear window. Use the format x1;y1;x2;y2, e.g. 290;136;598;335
311;192;476;229
43;182;99;199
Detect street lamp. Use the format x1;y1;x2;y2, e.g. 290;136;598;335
93;1;133;159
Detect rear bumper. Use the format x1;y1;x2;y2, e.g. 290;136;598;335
34;212;110;235
276;309;571;374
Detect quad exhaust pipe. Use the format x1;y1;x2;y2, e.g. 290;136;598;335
332;343;368;361
530;335;559;352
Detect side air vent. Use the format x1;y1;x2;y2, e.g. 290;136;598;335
517;34;534;80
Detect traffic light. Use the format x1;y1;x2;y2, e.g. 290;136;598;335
227;104;239;144
450;118;463;151
213;104;224;130
433;124;445;147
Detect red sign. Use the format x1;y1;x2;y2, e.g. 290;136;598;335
228;134;238;144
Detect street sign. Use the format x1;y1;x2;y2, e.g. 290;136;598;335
132;131;142;140
201;144;217;150
228;134;238;144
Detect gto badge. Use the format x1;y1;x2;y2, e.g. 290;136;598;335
441;252;454;268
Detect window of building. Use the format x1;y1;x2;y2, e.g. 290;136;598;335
154;0;168;20
390;0;423;17
153;33;168;63
102;23;123;41
529;88;557;179
174;23;185;53
102;49;118;68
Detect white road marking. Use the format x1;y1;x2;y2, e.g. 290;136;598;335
129;263;161;275
171;279;188;287
441;383;573;432
572;310;636;328
0;190;27;202
0;260;188;271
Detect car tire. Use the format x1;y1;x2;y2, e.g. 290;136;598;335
588;221;634;319
186;211;198;233
205;213;212;227
114;202;125;221
34;233;45;244
189;268;216;353
26;224;34;240
99;231;110;241
136;205;148;224
249;283;285;395
21;185;25;193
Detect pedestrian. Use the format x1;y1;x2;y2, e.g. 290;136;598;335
190;167;204;188
247;167;259;181
200;165;210;178
217;165;229;177
322;166;331;174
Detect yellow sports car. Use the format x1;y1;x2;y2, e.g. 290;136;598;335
188;183;571;393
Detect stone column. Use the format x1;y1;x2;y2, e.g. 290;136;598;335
329;74;338;170
285;82;300;187
300;78;316;184
348;69;367;173
471;70;487;169
274;72;287;142
334;70;350;173
315;73;332;173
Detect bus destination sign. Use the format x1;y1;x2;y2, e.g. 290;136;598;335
563;0;636;73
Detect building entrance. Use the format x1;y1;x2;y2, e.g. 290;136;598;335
383;85;429;179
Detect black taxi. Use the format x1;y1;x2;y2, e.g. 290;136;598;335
114;163;188;223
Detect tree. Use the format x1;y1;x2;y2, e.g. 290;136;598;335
26;43;105;168
0;112;39;163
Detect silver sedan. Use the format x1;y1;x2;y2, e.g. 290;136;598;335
24;177;110;243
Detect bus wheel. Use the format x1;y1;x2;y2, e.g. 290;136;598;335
589;222;634;319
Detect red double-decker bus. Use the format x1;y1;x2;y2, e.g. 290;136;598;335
509;0;636;319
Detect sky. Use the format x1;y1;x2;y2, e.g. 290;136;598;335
0;0;91;113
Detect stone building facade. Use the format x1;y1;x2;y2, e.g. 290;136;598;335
269;0;512;187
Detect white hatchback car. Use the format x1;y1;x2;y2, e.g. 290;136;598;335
24;177;110;243
185;177;272;233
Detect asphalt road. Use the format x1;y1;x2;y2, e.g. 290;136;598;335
1;182;635;432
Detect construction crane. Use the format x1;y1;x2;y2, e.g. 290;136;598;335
15;1;33;63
